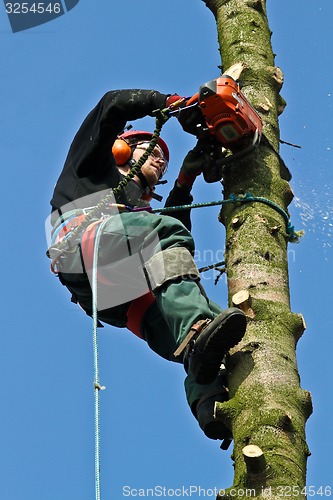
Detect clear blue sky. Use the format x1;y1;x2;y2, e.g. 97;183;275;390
1;1;332;498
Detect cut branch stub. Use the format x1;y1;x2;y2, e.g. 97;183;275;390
301;390;313;420
270;224;282;235
242;444;266;474
271;66;284;88
232;289;255;318
299;313;307;331
223;62;245;80
278;95;287;115
257;96;273;114
294;313;307;343
231;216;243;228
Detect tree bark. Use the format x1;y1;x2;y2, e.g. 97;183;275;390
201;0;312;497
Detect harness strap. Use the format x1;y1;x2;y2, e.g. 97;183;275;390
56;213;87;241
174;319;211;358
81;220;104;273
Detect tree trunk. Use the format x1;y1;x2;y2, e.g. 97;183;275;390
201;0;312;497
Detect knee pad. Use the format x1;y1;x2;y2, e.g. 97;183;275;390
144;247;200;291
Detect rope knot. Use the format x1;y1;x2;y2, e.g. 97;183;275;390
245;192;254;201
94;382;106;391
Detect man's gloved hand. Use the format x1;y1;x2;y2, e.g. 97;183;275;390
177;138;225;188
177;104;206;136
177;139;211;189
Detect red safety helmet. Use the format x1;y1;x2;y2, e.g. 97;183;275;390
112;130;170;168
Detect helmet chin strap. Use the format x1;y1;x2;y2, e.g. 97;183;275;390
129;159;163;202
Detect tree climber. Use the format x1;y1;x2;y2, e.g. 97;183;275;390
48;89;247;443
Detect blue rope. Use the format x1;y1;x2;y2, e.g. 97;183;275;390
152;192;301;242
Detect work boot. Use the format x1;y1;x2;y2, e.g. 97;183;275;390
176;308;246;385
196;388;232;445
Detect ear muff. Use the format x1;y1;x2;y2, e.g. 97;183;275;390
112;138;133;166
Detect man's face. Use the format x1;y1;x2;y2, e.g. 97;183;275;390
132;142;168;187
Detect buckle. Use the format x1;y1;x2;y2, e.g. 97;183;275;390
173;319;211;358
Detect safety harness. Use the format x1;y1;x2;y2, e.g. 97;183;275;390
50;205;156;338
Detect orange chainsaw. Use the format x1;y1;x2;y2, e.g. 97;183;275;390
173;75;263;182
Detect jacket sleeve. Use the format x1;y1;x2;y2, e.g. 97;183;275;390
66;89;168;177
162;181;193;231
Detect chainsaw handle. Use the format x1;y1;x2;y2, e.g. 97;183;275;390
167;97;199;117
185;93;199;107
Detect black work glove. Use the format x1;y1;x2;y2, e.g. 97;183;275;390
178;138;225;187
177;104;207;136
177;139;213;189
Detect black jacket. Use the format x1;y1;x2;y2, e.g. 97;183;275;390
50;89;193;228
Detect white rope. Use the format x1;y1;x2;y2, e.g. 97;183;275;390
91;218;108;500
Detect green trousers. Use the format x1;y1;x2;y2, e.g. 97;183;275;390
142;280;224;409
